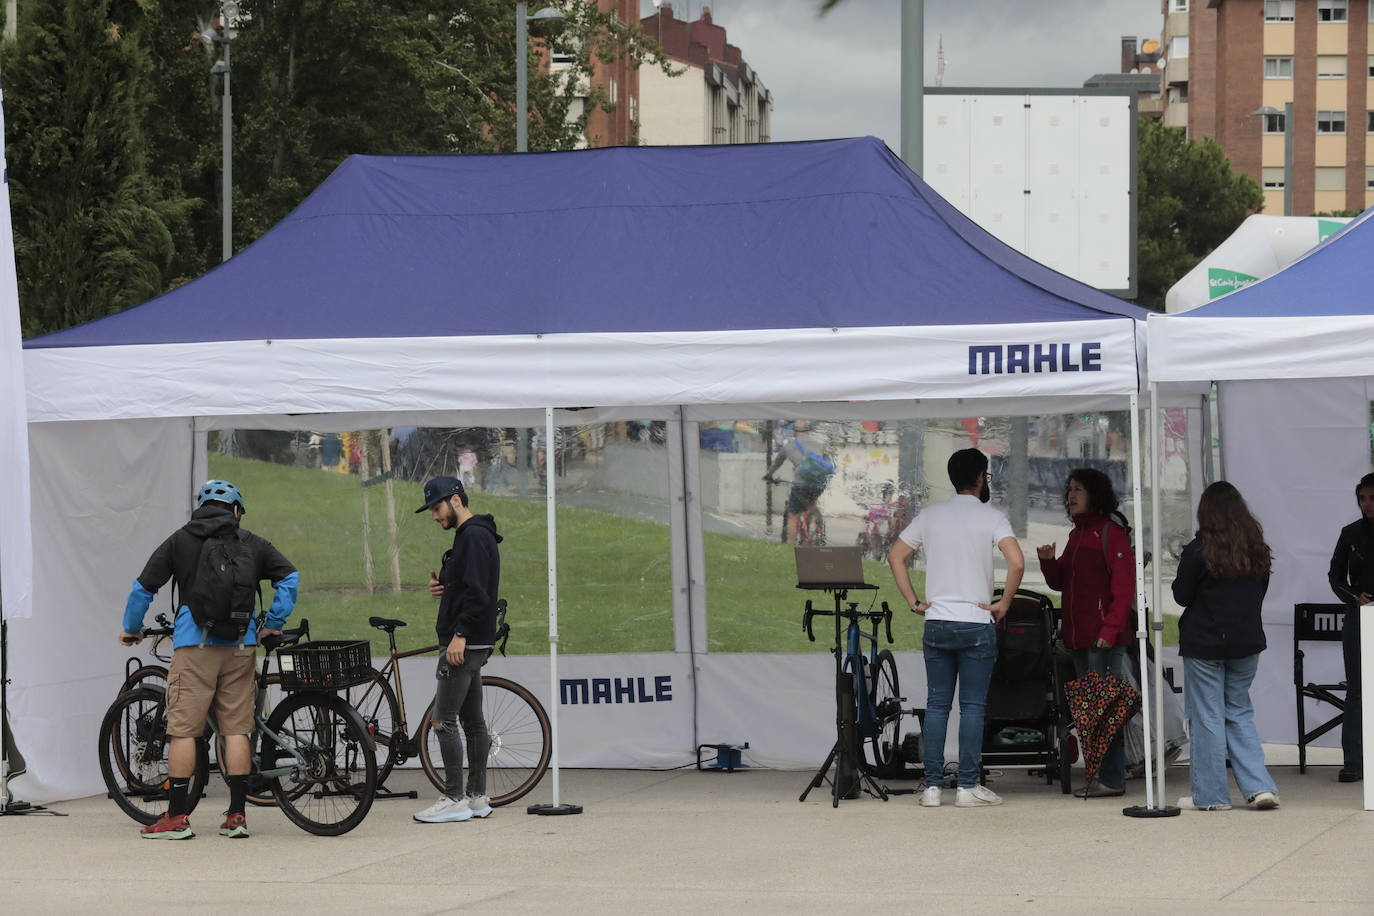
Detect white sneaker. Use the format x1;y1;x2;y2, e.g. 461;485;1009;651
466;794;493;818
1176;796;1232;812
955;785;1003;807
414;796;472;823
1249;791;1280;810
919;786;942;807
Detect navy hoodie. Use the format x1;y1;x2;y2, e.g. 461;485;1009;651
436;513;502;646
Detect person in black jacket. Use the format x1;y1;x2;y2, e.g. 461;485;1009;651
412;476;502;824
1327;472;1374;783
1173;481;1279;812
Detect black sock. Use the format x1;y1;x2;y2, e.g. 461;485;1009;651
167;777;191;818
225;775;249;816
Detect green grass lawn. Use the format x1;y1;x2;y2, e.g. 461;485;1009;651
211;455;1175;655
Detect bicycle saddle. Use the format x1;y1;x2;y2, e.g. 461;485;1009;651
369;616;407;631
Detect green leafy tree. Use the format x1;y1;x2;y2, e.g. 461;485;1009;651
1137;117;1263;310
5;0;189;336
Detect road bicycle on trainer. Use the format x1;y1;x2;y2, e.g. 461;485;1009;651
343;598;552;807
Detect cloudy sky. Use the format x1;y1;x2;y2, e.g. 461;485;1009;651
637;0;1164;151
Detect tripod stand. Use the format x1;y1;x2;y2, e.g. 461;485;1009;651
798;585;889;808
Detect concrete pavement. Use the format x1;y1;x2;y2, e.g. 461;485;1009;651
1;760;1371;914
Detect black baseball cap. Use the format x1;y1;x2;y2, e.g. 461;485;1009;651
416;476;465;513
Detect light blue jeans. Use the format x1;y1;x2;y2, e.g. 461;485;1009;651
922;620;998;788
1183;654;1277;807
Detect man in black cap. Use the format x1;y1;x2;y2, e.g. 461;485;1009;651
412;476;503;823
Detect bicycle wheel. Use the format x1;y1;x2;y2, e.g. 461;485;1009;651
418;675;552;807
800;508;826;547
214;672;296;808
343;668;401;786
868;650;904;779
98;687;209;825
265;692;377;836
118;664;168;696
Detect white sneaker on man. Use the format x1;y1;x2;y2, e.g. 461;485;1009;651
466;795;493;818
919;786;942;807
955;785;1003;807
1249;791;1280;810
414;796;472;823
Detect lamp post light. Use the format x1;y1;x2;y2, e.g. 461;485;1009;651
1255;102;1294;216
209;1;241;261
514;3;566;153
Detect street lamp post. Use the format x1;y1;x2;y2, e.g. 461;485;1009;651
210;2;240;261
514;4;566;153
1255;102;1294;216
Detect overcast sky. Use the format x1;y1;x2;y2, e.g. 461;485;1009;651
637;0;1164;151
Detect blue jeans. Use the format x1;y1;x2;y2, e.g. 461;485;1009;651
1343;609;1362;771
922;620;998;788
1071;646;1129;790
1183;654;1277;807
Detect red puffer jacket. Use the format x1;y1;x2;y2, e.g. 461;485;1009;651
1039;513;1135;649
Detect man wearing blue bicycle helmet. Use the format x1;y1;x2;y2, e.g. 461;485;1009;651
118;479;299;839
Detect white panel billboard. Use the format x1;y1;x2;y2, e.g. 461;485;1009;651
925;90;1137;297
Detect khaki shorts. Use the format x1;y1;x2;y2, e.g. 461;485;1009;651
166;645;258;738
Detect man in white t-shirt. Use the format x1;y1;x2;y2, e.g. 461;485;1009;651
887;448;1024;808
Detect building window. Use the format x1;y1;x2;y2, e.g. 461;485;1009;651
629;96;637;125
1368;55;1374;77
1265;0;1295;20
1263;112;1287;133
1262;167;1286;189
1173;0;1188;9
1264;56;1294;78
1368;110;1374;132
1317;109;1346;133
1318;0;1348;22
1315;167;1345;190
1367;166;1374;189
1318;55;1347;78
1169;85;1190;104
1169;36;1189;59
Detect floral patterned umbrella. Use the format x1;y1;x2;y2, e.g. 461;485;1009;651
1064;670;1141;790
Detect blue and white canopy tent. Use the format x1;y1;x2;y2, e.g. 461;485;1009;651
1150;208;1374;806
15;137;1156;802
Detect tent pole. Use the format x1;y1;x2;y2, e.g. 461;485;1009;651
1123;389;1177;818
528;407;581;816
1149;382;1169;807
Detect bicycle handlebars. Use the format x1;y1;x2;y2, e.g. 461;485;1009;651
802;600;894;644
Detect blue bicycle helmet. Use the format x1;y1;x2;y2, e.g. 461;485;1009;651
197;479;245;514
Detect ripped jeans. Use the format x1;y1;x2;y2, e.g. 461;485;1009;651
432;647;491;799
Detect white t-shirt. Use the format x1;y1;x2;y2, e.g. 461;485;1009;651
898;494;1015;623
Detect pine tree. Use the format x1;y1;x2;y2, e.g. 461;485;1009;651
5;0;185;336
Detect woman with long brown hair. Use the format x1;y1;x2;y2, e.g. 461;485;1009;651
1172;481;1279;811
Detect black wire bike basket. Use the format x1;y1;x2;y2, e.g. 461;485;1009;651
276;640;372;691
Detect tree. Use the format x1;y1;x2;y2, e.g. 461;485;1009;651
5;0;188;337
1136;117;1263;310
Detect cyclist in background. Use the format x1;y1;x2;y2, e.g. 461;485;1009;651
118;480;299;840
764;421;835;545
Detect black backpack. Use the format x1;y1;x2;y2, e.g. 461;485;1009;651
186;529;261;641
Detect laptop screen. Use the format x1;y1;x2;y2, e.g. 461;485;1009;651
794;546;867;588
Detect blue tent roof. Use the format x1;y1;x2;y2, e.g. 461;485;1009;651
1179;207;1374;318
27;137;1144;349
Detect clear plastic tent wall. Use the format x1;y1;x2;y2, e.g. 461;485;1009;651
15;137;1158;801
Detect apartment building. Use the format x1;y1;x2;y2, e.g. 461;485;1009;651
1164;0;1374;215
1084;36;1165;119
637;4;772;146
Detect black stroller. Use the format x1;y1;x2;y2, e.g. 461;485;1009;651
978;588;1076;794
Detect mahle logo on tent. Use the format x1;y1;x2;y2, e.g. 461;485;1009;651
1207;268;1258;300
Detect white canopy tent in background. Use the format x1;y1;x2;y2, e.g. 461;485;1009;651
1150;207;1374;808
11;138;1165;804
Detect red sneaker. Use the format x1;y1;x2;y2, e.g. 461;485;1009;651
140;813;193;840
218;812;249;838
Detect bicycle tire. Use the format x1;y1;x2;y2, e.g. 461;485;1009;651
98;687;209;826
799;508;826;547
868;650;904;779
118;664;169;696
418;675;552;807
265;692;377;836
343;668;402;786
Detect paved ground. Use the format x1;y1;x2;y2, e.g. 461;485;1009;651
2;757;1371;915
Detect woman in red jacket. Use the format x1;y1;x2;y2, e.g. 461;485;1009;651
1037;468;1136;798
